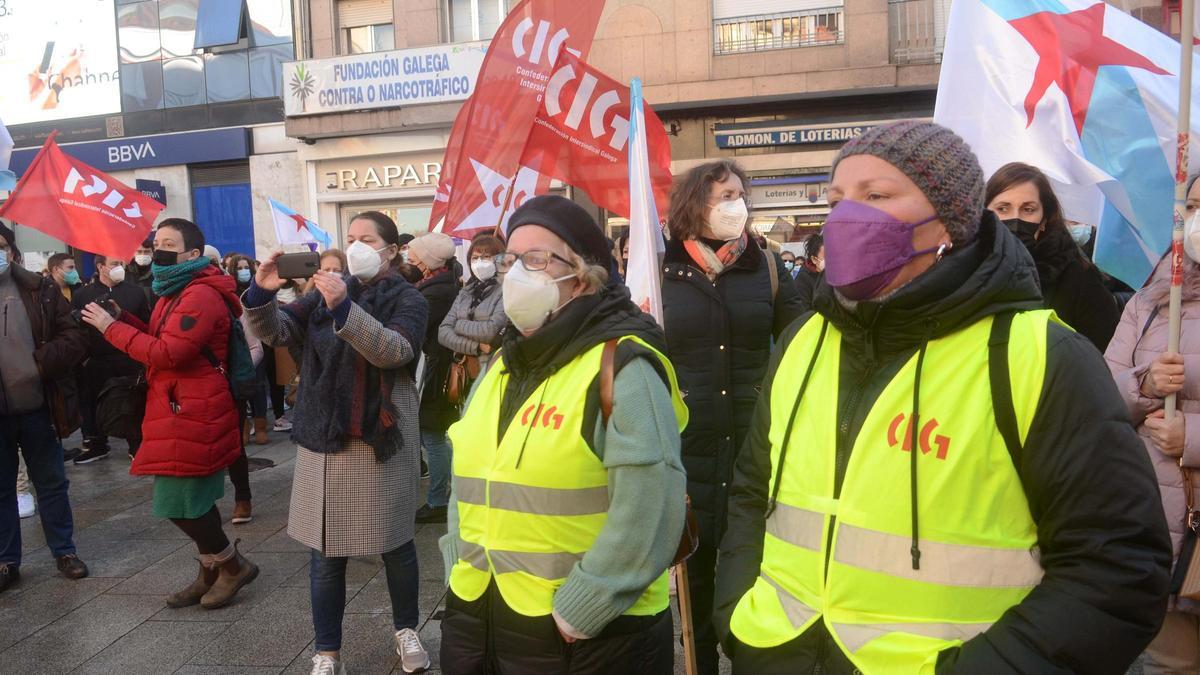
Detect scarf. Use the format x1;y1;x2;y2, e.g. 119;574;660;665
684;234;748;281
151;257;212;296
285;272;425;462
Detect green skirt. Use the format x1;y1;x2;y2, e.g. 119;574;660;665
152;472;225;519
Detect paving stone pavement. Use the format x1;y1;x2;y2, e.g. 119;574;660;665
0;431;734;675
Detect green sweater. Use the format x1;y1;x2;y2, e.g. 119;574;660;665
439;356;687;637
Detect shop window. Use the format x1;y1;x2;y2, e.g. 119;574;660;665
120;61;165;111
344;24;395;54
195;0;248;49
160;0;201;59
250;43;294;99
163;55;206;107
205;51;250;102
119;1;162;64
446;0;508;43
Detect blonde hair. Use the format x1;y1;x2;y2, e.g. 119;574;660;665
567;249;608;294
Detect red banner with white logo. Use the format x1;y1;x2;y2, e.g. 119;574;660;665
431;0;606;237
0;133;163;258
521;52;672;221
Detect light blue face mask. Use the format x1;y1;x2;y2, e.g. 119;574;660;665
63;269;81;285
1068;225;1093;247
237;269;252;283
0;249;8;275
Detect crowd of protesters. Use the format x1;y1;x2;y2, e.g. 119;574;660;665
1;120;1197;674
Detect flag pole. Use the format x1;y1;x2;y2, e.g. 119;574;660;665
1169;0;1195;421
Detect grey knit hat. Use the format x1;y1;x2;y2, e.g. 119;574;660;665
831;120;985;246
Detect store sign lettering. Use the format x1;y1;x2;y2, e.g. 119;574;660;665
107;141;157;165
327;162;442;191
715;124;873;149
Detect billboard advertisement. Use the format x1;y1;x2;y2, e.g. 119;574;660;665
0;0;121;126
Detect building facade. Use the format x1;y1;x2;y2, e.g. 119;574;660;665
284;0;949;246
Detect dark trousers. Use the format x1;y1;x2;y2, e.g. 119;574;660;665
310;540;419;652
263;350;285;420
440;582;674;675
686;540;721;675
170;505;230;554
0;408;76;566
77;355;141;451
227;443;251;503
246;360;268;419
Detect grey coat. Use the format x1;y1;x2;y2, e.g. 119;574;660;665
245;298;421;556
438;279;505;370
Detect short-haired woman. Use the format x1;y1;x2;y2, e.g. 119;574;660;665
243;211;432;675
662;159;804;674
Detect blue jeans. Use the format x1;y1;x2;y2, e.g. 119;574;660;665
422;429;452;508
310;540;419;652
0;407;77;566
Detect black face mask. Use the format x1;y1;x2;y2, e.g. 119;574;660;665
1002;218;1041;247
152;249;180;267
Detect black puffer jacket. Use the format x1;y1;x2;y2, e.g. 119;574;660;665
714;212;1171;674
1024;225;1120;352
418;268;462;432
662;237;804;545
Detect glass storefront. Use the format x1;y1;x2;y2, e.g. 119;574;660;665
338;201;434;240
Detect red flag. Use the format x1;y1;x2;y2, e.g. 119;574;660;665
0;134;163;258
521;52;673;221
429;96;473;232
437;0;606;238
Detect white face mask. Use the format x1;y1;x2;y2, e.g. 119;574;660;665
134;254;152;267
471;259;497;281
346;240;388;281
707;199;749;240
107;264;126;284
502;261;575;333
1186;211;1200;263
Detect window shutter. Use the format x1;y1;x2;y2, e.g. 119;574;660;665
713;0;843;20
191;163;252;187
338;0;393;28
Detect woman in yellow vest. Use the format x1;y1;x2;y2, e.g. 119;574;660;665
438;195;688;674
713;120;1172;674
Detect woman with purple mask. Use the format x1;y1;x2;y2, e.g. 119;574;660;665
713;121;1170;674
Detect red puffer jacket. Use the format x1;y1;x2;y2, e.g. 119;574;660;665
105;266;242;477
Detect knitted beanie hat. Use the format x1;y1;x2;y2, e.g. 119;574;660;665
831;120;985;246
408;232;456;269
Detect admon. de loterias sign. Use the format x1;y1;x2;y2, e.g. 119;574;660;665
283;41;489;117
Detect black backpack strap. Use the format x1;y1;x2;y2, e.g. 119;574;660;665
988;311;1023;467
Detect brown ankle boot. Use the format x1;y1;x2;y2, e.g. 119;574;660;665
201;541;259;609
166;560;218;608
253;417;269;445
232;500;252;524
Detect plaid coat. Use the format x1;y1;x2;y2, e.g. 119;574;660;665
245;295;422;556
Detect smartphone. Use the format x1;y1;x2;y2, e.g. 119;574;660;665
38;42;56;74
276;251;320;279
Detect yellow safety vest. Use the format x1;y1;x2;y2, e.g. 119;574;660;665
730;312;1053;674
448;336;689;618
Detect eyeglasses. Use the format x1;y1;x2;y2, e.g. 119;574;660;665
495;250;575;273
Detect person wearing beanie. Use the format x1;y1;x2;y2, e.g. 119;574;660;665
661;159;805;675
986;162;1120;351
438;194;687;674
714;120;1171;674
407;232;463;526
0;222;90;593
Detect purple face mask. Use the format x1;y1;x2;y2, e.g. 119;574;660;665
823;200;940;301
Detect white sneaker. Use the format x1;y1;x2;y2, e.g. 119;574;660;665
273;417;293;431
394;628;430;673
309;654;345;675
17;493;35;519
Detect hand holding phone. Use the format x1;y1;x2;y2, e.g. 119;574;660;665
275;251;320;280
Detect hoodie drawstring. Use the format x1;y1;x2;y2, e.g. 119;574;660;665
766;319;829;518
909;341;929;571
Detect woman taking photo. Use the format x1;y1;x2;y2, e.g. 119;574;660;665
81;218;258;610
1104;174;1200;673
303;249;348;294
438;195;687;673
986;162;1120;351
243;211;431;675
419;235;506;525
662;159;804;674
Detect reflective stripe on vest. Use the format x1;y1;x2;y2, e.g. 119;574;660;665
730;311;1054;673
448;336;688;618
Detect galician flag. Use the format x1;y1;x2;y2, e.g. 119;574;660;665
270;198;331;248
934;0;1199;288
626;78;666;325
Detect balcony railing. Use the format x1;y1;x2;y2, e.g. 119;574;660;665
889;0;951;64
713;8;844;55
